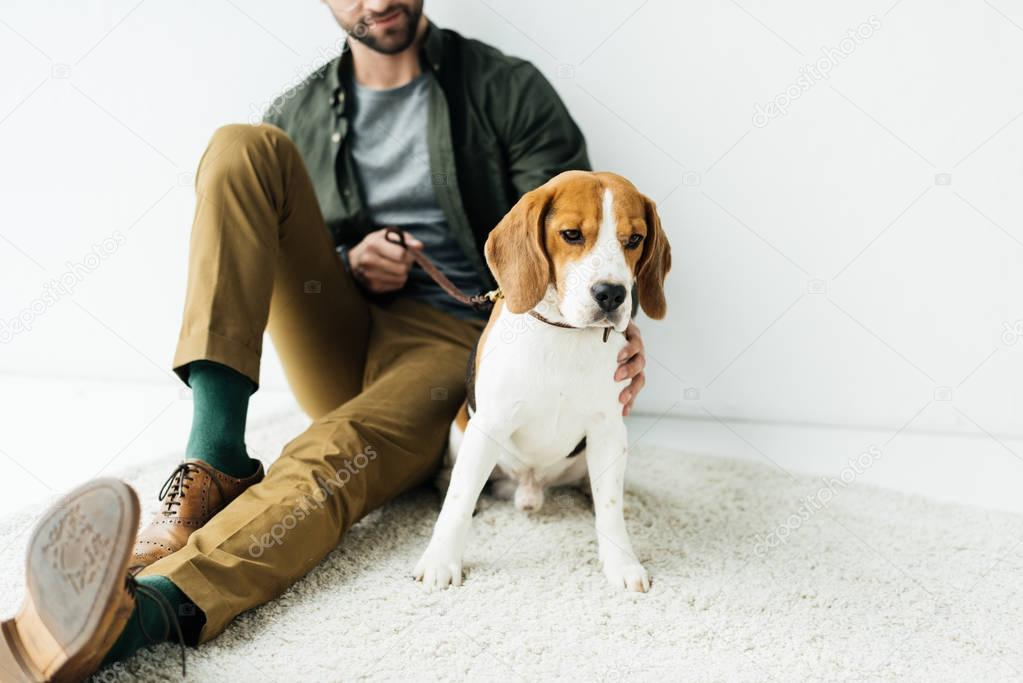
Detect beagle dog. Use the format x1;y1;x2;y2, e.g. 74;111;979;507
413;170;671;592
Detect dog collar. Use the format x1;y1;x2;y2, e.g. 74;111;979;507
528;311;614;343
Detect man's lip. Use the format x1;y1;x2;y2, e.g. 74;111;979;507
372;9;401;26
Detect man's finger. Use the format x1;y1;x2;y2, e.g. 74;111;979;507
374;228;422;263
369;274;407;290
370;271;407;285
619;372;644;412
614;354;645;382
617;342;640;363
404;232;423;250
372;238;412;263
366;275;407;293
362;254;411;277
619;372;644;401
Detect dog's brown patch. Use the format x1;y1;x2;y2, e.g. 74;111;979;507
453;400;469;432
474;298;502;384
485;170;671;318
465;298;503;412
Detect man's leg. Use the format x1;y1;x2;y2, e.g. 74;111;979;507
173;122;371;418
98;121;391;669
132;123;373;573
182;359;257;478
139;298;482;642
0;122;394;681
5;294;481;679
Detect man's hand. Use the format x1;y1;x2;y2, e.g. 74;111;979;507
614;321;646;416
348;228;423;294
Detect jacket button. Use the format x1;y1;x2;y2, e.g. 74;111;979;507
331;132;341;143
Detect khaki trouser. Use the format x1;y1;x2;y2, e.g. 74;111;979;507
139;123;484;642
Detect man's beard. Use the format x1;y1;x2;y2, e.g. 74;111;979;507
345;3;423;55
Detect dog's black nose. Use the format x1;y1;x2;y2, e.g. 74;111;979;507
591;282;626;313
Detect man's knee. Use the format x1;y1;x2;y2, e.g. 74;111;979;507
269;414;385;522
198;123;295;188
280;413;381;483
208;122;290;154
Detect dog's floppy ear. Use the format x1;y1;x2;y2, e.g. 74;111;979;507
635;194;671;320
485;186;552;313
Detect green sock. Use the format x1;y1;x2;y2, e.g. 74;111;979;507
184;360;258;478
100;576;201;667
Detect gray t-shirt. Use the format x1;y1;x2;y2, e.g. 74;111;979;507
347;73;487;321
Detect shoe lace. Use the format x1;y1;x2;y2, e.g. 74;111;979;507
125;575;187;676
158;461;226;515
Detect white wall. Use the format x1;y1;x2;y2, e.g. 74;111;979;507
1;0;1021;442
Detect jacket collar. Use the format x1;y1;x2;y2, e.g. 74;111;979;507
329;20;444;115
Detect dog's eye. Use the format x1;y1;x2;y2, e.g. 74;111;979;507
560;229;583;244
626;234;644;249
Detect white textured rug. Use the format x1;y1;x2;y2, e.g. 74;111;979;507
1;410;1021;682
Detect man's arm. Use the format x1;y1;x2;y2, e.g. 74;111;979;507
502;63;591;197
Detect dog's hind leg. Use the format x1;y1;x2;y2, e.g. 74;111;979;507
489;475;517;501
435;425;461;497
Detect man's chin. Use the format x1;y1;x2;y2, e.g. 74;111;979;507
357;31;414;55
352;9;420;55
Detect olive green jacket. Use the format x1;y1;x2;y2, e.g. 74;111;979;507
263;21;591;288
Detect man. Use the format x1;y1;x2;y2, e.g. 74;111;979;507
0;1;648;679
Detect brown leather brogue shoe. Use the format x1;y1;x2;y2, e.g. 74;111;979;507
0;478;139;682
130;459;264;571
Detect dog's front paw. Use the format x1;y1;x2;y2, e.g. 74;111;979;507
602;554;650;593
413;543;463;591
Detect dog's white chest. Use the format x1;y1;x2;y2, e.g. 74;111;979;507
475;311;627;472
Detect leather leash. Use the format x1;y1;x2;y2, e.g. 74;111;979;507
383;227;613;342
384;228;498;312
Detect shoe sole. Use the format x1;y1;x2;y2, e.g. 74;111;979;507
0;478;139;682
